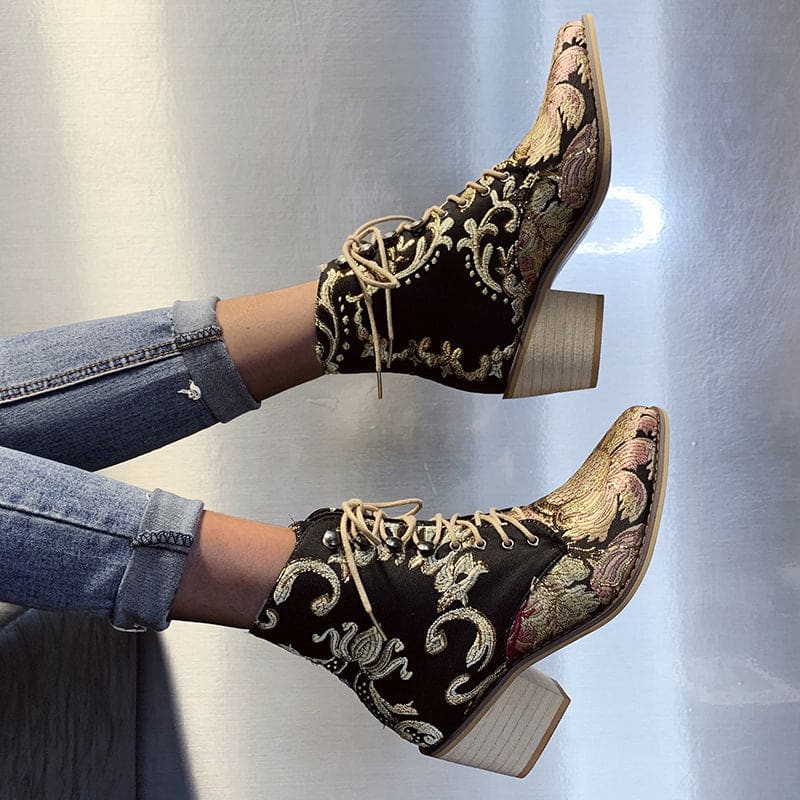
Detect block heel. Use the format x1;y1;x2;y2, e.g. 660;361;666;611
504;290;603;398
432;665;570;777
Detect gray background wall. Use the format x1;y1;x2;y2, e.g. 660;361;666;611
1;1;798;798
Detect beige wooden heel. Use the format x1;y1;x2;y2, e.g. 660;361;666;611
432;665;570;777
504;290;603;399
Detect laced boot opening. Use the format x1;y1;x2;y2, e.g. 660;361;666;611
336;497;539;640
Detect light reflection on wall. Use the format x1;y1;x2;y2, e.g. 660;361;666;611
578;186;665;256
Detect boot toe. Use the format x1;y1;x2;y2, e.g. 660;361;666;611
505;406;669;665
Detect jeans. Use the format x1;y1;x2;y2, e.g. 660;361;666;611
0;297;260;632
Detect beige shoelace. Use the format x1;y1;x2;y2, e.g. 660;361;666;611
340;168;511;398
338;497;538;641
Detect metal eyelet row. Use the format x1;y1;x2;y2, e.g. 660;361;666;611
321;515;538;555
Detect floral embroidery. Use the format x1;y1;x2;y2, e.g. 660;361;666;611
559;120;598;209
430;550;490;612
513;22;589;166
249;24;669;760
516;180;574;289
392;338;517;383
393;719;445;747
588;524;645;603
523;406;657;544
505;407;661;665
444;664;507;707
456;192;519;295
312;622;412;682
505;555;600;662
252;609;279;631
425;607;500;707
311;621;444;747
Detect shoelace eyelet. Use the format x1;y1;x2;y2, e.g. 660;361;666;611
474;540;487;550
322;529;339;550
416;541;435;556
501;539;515;550
384;535;403;554
479;186;491;196
527;536;540;547
501;171;511;181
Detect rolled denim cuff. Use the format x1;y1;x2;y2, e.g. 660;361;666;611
110;488;204;633
171;296;260;423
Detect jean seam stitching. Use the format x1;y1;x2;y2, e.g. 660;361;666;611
0;326;223;403
0;500;134;538
131;529;194;549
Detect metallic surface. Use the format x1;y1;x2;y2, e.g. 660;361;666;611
1;1;798;798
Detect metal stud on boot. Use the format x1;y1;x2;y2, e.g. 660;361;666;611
249;406;669;777
315;15;610;398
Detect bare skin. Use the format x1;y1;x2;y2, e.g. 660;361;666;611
169;282;323;629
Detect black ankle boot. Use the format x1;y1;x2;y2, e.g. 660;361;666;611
315;15;610;398
249;406;669;777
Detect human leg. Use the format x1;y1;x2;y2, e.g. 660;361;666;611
0;296;259;470
0;283;321;629
0;443;294;632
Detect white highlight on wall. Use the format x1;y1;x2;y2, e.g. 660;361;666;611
34;4;193;315
577;185;665;255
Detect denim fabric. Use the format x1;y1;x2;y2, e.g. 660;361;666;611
0;296;260;631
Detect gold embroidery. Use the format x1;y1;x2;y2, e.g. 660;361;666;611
456;191;519;295
315;268;344;372
516;180;574;289
312;622;411;681
425;607;496;672
506;408;662;663
587;524;646;603
273;557;341;616
430;550;490;612
514;22;590;166
393;720;444;747
253;609;279;631
369;682;417;718
445;664;507;706
390;212;455;284
393;337;516;383
312;621;443;747
559;120;598;209
510;554;601;657
525;407;657;543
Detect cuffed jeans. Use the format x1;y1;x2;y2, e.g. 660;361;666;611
0;297;260;632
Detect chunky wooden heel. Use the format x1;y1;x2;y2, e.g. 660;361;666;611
504;290;604;398
431;665;570;778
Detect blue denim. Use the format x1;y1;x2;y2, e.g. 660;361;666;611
0;297;260;632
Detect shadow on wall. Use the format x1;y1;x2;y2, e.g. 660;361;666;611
137;631;198;800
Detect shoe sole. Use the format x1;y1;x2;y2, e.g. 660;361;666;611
430;406;671;777
504;12;612;399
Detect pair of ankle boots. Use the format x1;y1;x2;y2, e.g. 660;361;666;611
249;15;669;778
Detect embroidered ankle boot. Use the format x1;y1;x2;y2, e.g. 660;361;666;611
315;14;610;399
249;406;669;777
